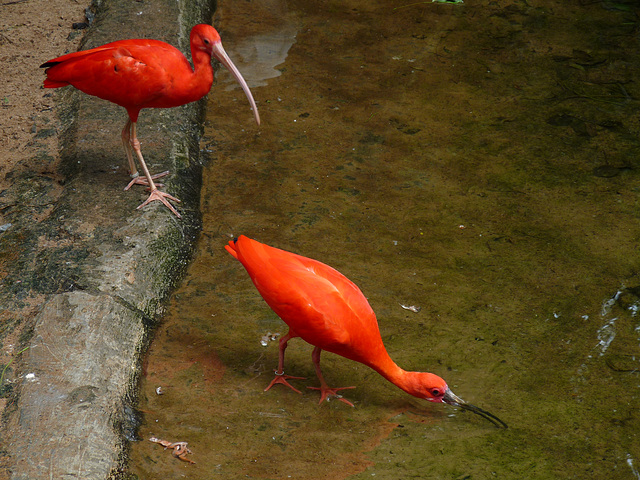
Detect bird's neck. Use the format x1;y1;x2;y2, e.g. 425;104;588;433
366;349;443;399
365;349;416;395
189;49;214;94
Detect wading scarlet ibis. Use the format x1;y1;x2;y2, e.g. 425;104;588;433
226;235;507;428
41;24;260;218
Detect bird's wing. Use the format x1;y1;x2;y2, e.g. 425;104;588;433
230;237;389;367
42;41;190;108
230;236;386;362
40;38;172;67
294;256;375;323
258;255;352;346
260;247;379;353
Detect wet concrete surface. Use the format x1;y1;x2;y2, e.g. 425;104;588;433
0;0;215;477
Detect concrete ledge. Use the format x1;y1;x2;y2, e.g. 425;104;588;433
1;0;214;477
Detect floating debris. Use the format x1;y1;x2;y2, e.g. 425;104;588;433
149;437;195;464
155;386;163;395
596;318;617;355
605;354;639;373
260;332;280;347
399;303;421;313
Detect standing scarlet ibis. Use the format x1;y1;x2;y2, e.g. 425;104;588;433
226;235;507;428
41;24;260;218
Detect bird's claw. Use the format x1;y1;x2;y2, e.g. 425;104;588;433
308;385;356;407
124;170;170;191
264;370;306;394
136;188;182;218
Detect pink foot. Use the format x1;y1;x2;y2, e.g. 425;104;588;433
264;370;306;394
136;189;181;218
308;385;356;407
124;171;171;191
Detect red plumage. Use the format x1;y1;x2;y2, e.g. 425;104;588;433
226;236;508;429
41;25;259;217
226;235;448;406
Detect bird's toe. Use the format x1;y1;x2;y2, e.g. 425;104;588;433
264;372;306;394
308;385;356;407
136;189;182;218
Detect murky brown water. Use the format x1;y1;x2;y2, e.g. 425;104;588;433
129;0;640;478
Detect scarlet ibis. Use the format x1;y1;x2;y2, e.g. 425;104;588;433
226;235;507;428
41;24;260;218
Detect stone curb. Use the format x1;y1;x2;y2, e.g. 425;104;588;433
2;0;213;477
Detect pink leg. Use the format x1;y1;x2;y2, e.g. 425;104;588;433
307;347;355;407
264;332;305;394
127;122;181;218
121;118;169;190
121;118;136;176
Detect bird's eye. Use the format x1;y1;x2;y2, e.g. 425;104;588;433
431;388;441;397
203;38;210;45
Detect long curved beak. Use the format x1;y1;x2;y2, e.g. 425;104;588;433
442;388;508;429
212;42;261;126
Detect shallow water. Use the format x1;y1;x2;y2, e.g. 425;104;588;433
129;0;640;478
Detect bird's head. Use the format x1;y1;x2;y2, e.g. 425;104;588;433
191;24;222;54
404;371;449;403
190;24;261;126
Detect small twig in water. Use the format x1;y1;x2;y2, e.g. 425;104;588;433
394;0;462;9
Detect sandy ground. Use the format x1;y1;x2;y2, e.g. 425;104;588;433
0;0;88;193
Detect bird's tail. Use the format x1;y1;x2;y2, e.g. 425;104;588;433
225;238;239;259
40;60;70;88
43;78;69;88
